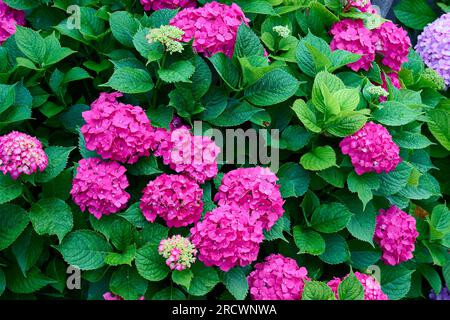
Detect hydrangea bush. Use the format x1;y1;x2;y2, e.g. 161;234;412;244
0;0;449;301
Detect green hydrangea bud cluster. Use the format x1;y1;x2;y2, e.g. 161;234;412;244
272;25;291;38
158;235;197;271
367;85;389;97
146;25;185;54
421;68;446;91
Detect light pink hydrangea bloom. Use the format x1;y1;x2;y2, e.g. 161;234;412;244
0;0;25;44
190;205;264;271
170;1;249;57
247;254;309;300
161;127;220;184
214;167;284;231
140;174;203;228
71;158;130;219
140;0;196;11
0;131;48;180
374;206;419;266
158;235;197;271
340;122;401;175
327;272;389;300
103;292;145;300
373;21;411;72
330;19;376;71
81;92;156;164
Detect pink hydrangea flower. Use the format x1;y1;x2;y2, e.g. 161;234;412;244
327;272;389;300
103;292;145;300
158;235;197;271
71;158;130;219
0;131;48;180
140;174;203;228
0;0;25;44
81;92;156;164
330;19;376;71
374;206;419;266
140;0;196;11
247;254;309;300
170;1;250;57
373;21;411;72
345;0;377;14
381;72;401;90
340;122;401;175
214;167;284;231
161;127;220;184
190;205;264;271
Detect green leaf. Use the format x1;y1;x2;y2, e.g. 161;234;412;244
280;125;311;151
41;169;73;201
110;219;135;251
347;172;380;210
14;26;46;64
43;32;75;66
0;268;5;296
417;264;442;296
209;53;240;90
135;244;169;282
139;223;169;247
393;131;433;150
429;204;450;240
300;146;337;171
296;32;332;77
291;99;321;133
189;56;212;99
168;87;204;118
79;7;106;40
325;111;368;137
443;260;450;288
158;61;196;83
118;203;147;228
233;24;265;59
346;204;376;246
6;266;54;294
110;11;139;47
152;287;186;300
172;269;193;290
219;267;248;300
11;227;43;276
0;83;16;114
302;281;336;300
330;50;361;72
103;67;154;94
372;102;422;126
277;162;310;198
376;162;413;196
293;226;326;256
36;146;74;183
57;230;112;270
0;175;23;204
311;203;353;233
427;109;450;151
244;69;299;106
337;271;364;300
29;198;73;243
263;213;290;242
311;71;345;114
110;266;148;300
394;0;437;30
105;244;137;267
133;27;164;62
211;101;262;127
0;204;29;251
349;240;381;270
319;234;350;265
2;0;39;10
187;262;219;296
380;265;413;300
317;167;345;188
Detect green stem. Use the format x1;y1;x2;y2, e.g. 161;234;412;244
152;54;167;108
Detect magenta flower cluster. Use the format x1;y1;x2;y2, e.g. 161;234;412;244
415;13;450;87
374;206;419;266
0;0;25;44
247;254;309;300
140;0;196;11
160;127;220;184
140;174;203;228
0;131;48;180
170;1;249;58
70;158;130;219
158;235;197;271
330;6;410;73
327;272;389;300
81;92;156;164
190;205;264;271
214;167;284;231
340;121;401;175
346;0;377;13
330;19;376;72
